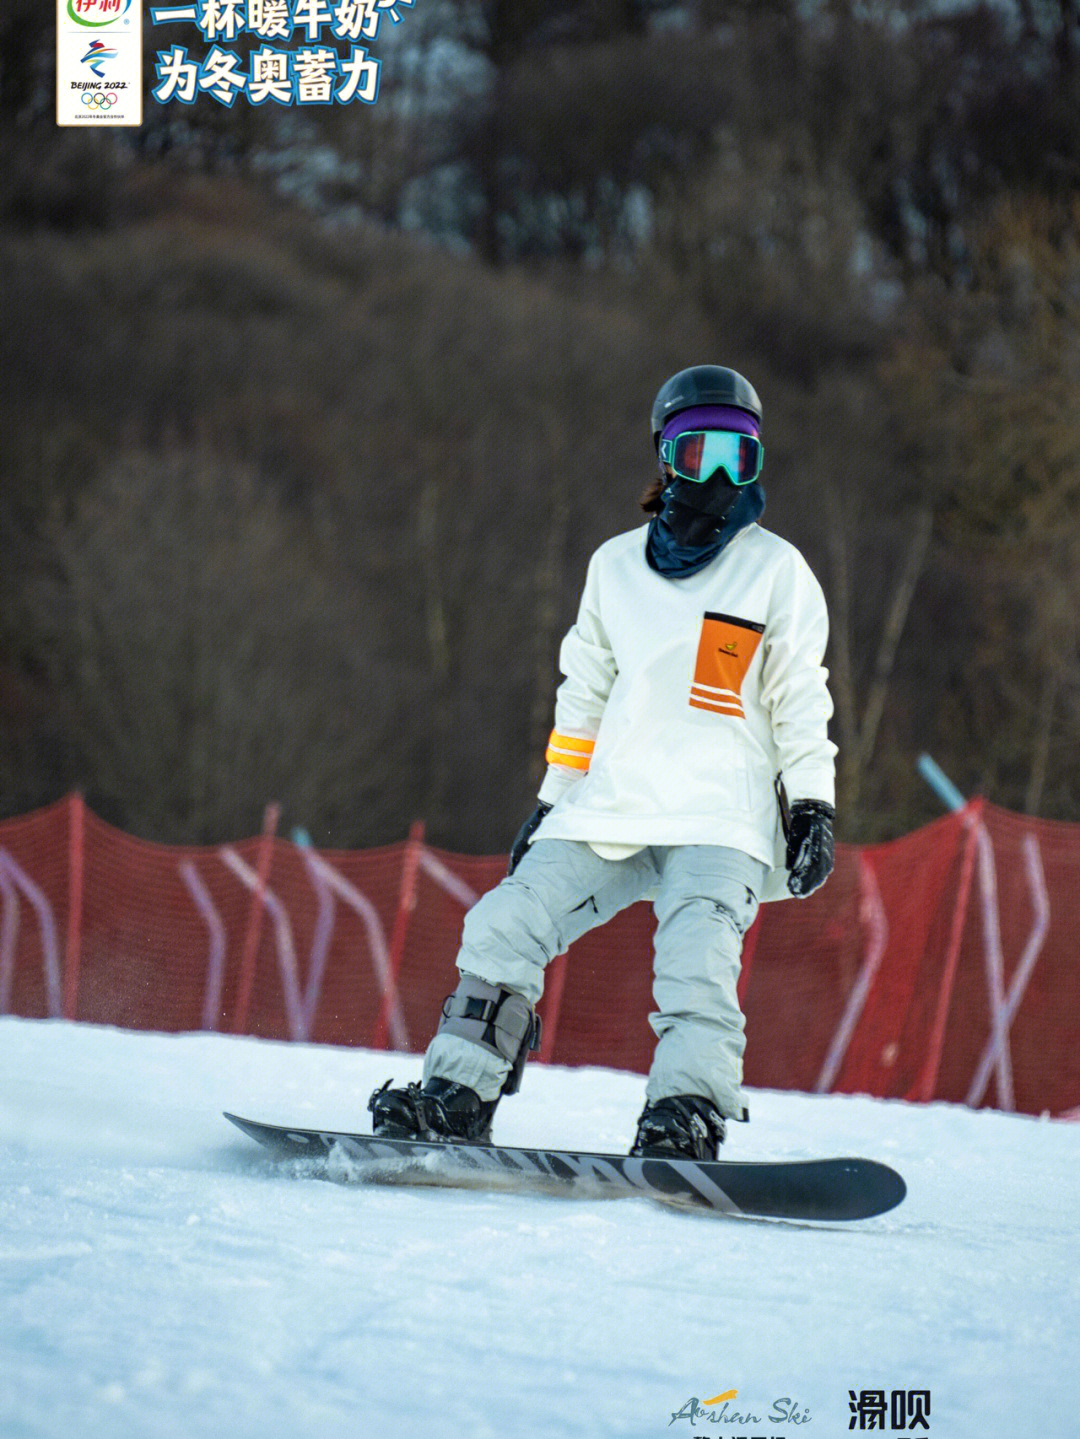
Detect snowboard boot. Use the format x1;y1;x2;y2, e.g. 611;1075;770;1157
630;1094;726;1161
368;1077;497;1144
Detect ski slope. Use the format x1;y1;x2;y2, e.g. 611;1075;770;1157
2;1016;1077;1439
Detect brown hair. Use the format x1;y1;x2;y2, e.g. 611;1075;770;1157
639;471;667;514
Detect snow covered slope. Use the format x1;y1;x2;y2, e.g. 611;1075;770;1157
2;1016;1077;1439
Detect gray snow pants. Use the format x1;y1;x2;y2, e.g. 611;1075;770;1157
422;838;767;1119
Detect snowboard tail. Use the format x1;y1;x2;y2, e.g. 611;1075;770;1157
224;1113;906;1222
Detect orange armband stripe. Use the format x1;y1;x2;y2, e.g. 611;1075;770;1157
545;731;596;771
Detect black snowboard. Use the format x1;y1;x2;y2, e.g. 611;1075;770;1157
224;1113;906;1222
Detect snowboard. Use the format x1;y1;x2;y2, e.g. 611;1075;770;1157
224;1112;906;1222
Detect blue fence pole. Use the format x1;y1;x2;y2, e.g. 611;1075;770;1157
917;754;968;813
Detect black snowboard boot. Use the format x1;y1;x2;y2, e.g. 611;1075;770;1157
630;1094;726;1161
368;1078;497;1144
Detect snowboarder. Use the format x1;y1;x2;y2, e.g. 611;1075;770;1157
370;365;837;1160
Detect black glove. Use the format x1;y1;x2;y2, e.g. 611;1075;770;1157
785;799;835;897
508;801;552;875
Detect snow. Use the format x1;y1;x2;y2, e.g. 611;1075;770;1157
2;1017;1078;1439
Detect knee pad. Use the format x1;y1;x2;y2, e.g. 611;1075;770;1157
435;975;542;1096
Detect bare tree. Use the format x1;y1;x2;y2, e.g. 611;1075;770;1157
27;448;397;843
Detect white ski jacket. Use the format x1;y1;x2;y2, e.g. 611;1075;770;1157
533;521;837;902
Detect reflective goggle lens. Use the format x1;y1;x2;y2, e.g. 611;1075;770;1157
659;430;763;485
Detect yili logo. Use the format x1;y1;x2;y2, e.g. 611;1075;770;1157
67;0;133;28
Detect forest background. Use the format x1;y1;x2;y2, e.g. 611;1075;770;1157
2;0;1079;854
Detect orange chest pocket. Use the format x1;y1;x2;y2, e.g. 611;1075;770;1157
689;612;765;717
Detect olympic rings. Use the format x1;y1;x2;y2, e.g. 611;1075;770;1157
81;91;118;107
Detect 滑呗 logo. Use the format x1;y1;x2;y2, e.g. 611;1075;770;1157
67;0;133;28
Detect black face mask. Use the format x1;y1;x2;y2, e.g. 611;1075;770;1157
659;471;741;547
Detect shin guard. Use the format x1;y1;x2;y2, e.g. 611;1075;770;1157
435;975;542;1095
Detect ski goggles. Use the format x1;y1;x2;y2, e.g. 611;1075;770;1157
658;429;764;486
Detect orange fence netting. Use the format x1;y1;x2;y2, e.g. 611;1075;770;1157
1;793;1078;1117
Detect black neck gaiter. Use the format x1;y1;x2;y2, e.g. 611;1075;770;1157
646;480;766;578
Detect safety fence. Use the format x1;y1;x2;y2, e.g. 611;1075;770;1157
1;793;1078;1117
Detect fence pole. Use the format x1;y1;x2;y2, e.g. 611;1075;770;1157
0;856;17;1014
62;791;86;1021
908;798;982;1102
372;820;424;1050
814;850;889;1094
232;802;280;1035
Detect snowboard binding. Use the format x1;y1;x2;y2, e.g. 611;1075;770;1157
368;1078;497;1144
630;1094;727;1162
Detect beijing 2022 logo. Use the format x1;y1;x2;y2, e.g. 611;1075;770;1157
67;0;134;28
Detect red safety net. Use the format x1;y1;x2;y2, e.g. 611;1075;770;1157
1;794;1078;1117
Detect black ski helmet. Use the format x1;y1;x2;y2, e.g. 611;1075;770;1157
650;365;762;450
